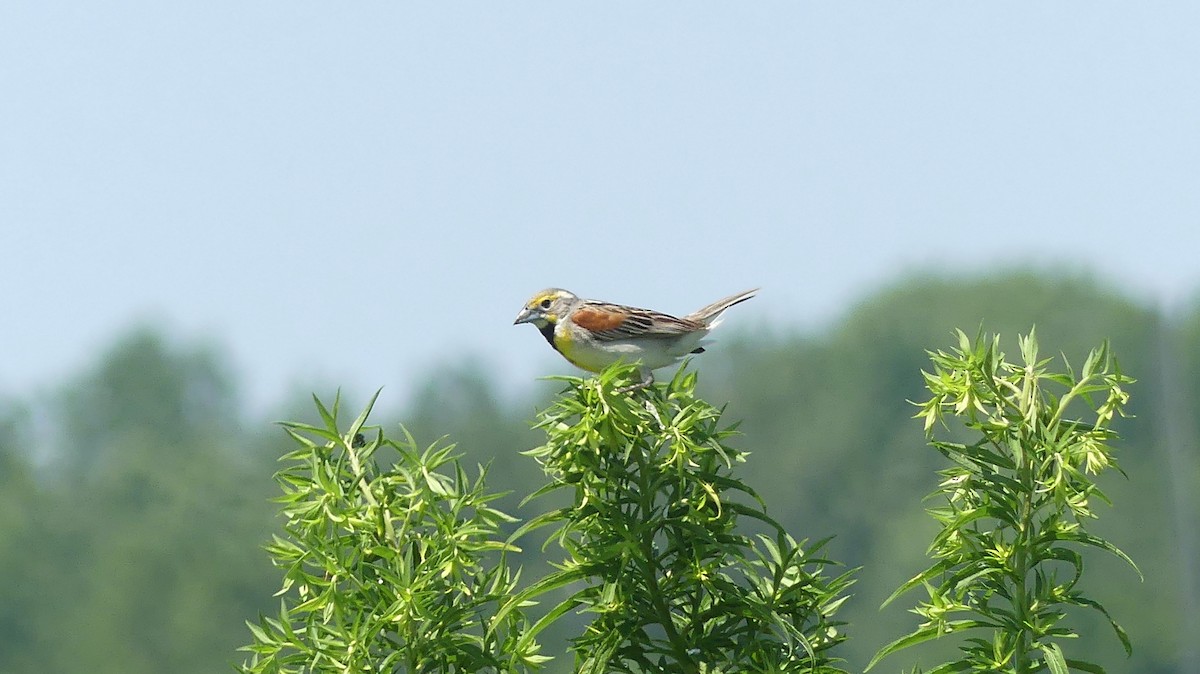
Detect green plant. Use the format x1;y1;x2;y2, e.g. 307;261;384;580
868;329;1138;674
501;365;854;674
238;392;543;673
239;364;853;673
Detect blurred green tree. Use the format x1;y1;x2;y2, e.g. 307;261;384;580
0;398;42;673
0;328;280;674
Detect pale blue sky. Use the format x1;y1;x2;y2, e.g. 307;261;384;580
2;3;1197;411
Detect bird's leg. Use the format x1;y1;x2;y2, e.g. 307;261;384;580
615;368;654;394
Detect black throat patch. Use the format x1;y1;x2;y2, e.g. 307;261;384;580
538;323;559;352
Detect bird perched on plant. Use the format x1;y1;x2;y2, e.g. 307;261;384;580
513;288;758;391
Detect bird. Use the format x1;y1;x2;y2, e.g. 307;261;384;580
513;288;758;391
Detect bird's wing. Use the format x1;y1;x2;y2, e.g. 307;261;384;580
572;303;701;342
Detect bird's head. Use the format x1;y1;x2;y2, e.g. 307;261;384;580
513;288;578;327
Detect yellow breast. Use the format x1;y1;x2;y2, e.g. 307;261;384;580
553;322;610;373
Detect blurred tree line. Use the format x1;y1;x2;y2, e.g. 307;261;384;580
0;272;1196;673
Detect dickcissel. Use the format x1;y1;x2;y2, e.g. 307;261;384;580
513;288;757;391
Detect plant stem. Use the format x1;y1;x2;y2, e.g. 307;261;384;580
1012;432;1034;673
634;443;698;673
342;435;396;543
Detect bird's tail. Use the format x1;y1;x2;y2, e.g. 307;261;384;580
687;288;758;327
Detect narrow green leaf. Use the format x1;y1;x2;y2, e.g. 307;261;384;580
1069;595;1133;656
881;559;953;609
244;619;272;645
1064;658;1107;673
867;621;984;671
491;566;587;628
1058;531;1142;580
346;388;383;441
1041;642;1069;674
506;508;572;548
924;661;976;674
515;595;581;651
312;393;338;435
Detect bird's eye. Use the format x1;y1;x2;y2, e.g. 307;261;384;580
540;298;552;309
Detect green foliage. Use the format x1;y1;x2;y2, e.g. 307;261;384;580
502;364;854;674
1;272;1188;674
241;365;853;673
402;358;544;498
239;391;542;673
705;274;1178;672
869;329;1137;673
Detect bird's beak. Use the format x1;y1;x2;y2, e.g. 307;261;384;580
513;308;535;325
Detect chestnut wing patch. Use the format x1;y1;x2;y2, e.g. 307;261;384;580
573;304;700;341
571;306;629;333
